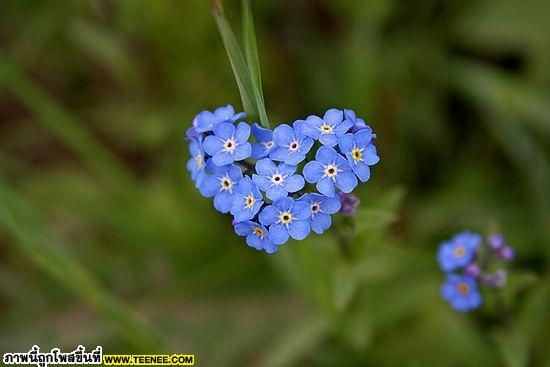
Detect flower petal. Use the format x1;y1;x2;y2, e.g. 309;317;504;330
285;152;306;165
335;171;358;193
315;146;337;164
266;185;288;201
214;191;233;213
213;122;235;139
317;177;335;197
268;147;288;162
269;223;289;245
351;161;371;182
259;206;279;226
321;196;342;214
212;151;234;166
319;133;338;147
198;175;219;198
233;143;252;161
288;220;310;240
284;174;305;193
338;133;354;154
234;221;253;236
235;122;251;143
252;174;272;192
292;201;311;220
323;108;343;125
203;135;223;156
303;161;324;183
252;123;273;142
311;213;331;234
255;158;277;176
302;116;322;139
273;124;295;146
274;196;294;212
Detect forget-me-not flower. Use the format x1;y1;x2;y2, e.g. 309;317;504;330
234;221;277;253
299;193;342;234
437;231;482;272
199;163;243;213
270;120;314;165
186;137;206;188
259;197;311;245
230;177;264;222
302;108;353;147
344;109;374;135
339;130;380;182
303;146;358;197
252;158;305;200
193;105;246;133
251;123;277;159
203;122;252;166
441;274;482;312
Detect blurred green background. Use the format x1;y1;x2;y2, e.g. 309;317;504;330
1;0;549;366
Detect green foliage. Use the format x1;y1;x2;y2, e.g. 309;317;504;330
0;0;549;365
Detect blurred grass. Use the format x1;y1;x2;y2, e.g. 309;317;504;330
1;0;550;366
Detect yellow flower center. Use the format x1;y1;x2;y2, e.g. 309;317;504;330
280;212;293;224
195;154;203;168
253;227;265;238
245;195;255;209
320;124;333;133
457;282;470;294
453;245;465;258
351;148;362;162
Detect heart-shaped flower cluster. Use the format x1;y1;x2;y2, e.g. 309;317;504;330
185;105;380;253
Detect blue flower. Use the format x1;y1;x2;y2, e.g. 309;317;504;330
437;231;482;272
203;122;252;166
302;108;353;147
252;158;305;200
303;146;358;197
186;137;206;187
193;105;246;133
338;130;380;182
299;193;341;234
344;109;375;135
259;197;311;245
441;274;482;312
230;177;264;222
251;123;277;159
198;163;243;213
270;120;314;165
234;221;277;253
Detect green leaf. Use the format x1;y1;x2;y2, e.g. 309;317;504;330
242;0;269;127
211;1;259;124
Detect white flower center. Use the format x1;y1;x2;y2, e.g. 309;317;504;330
220;176;233;191
264;141;274;150
288;140;300;152
311;203;320;214
271;173;285;185
223;138;237;153
324;164;340;179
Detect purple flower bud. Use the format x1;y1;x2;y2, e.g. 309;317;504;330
464;263;481;278
499;246;515;262
480;270;507;288
337;192;360;216
487;233;504;251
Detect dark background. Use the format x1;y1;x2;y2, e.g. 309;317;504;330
1;0;549;366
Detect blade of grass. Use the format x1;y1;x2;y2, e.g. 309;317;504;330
0;54;134;188
242;0;269;127
0;178;166;352
211;0;259;123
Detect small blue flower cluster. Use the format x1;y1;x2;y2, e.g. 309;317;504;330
186;105;379;253
437;231;515;312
